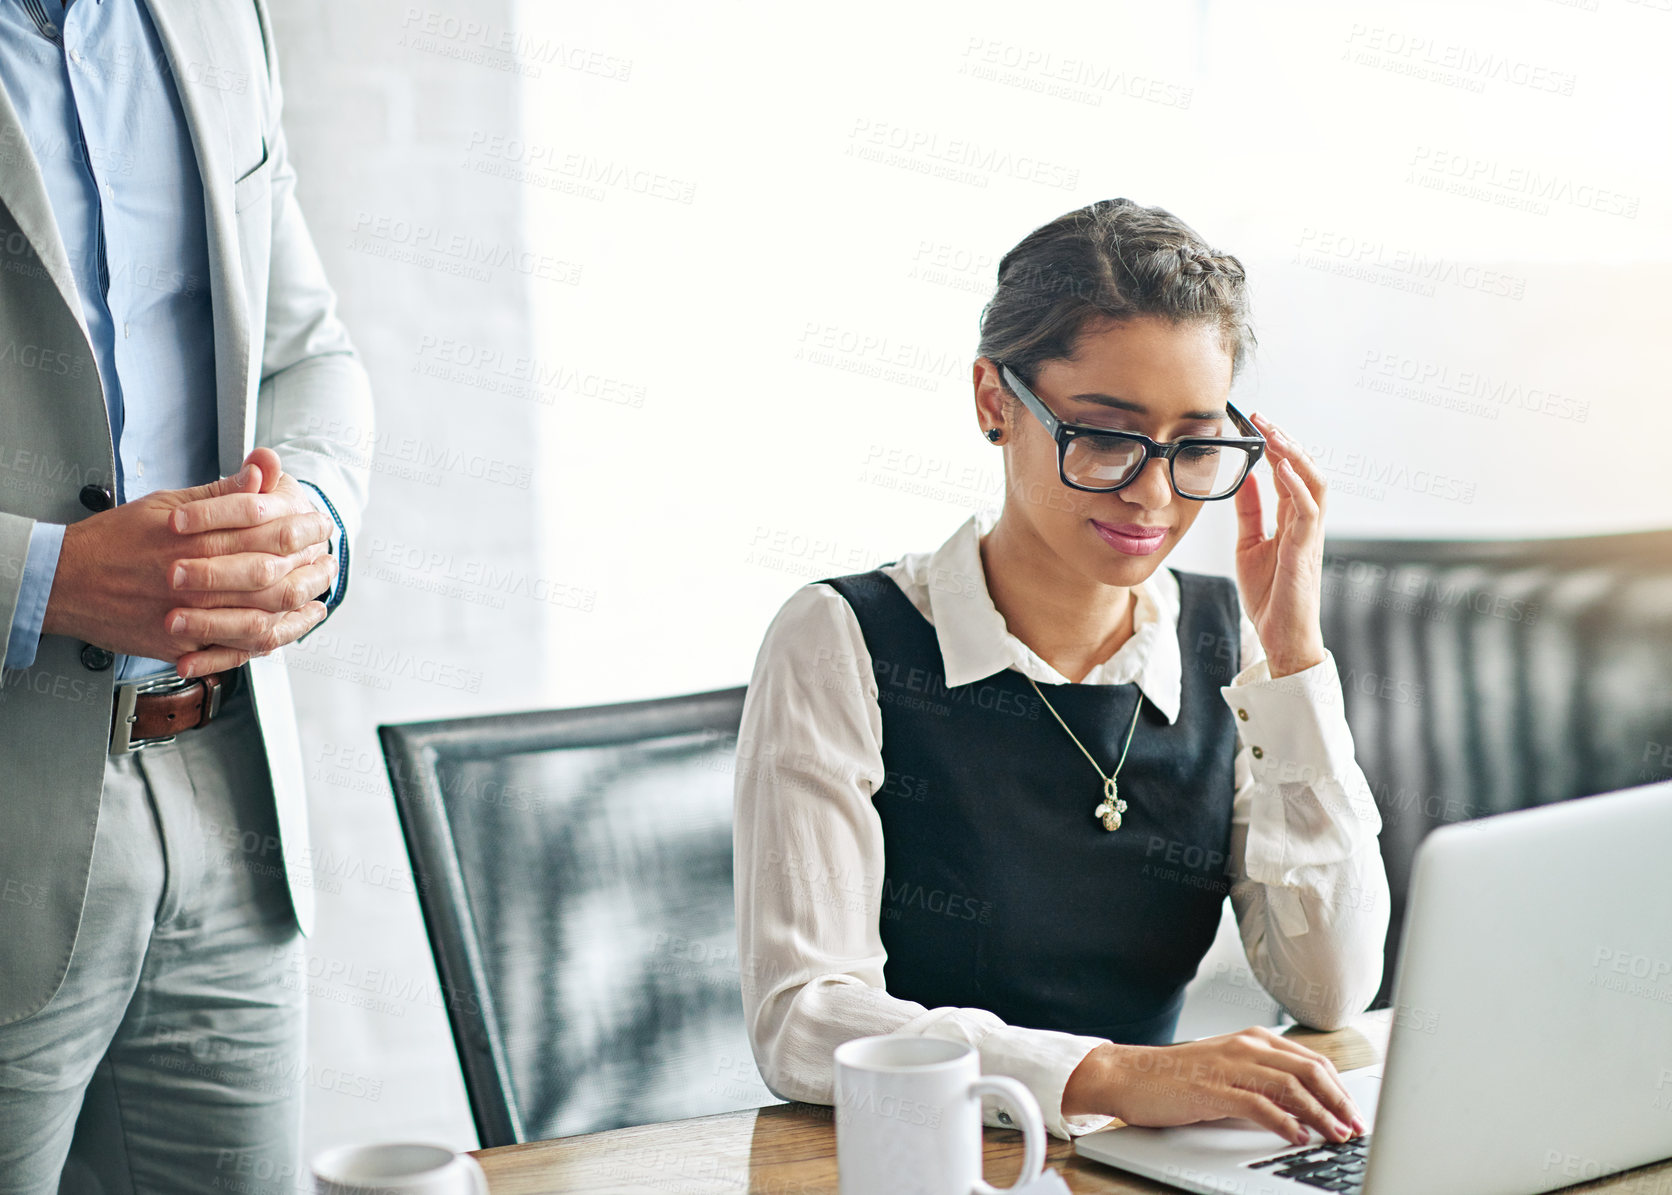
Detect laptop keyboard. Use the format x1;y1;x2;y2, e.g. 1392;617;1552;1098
1247;1134;1371;1192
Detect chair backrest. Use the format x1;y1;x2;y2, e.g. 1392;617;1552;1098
1319;529;1672;1005
379;685;778;1147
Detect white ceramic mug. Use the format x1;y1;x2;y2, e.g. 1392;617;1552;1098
310;1143;488;1195
834;1035;1047;1195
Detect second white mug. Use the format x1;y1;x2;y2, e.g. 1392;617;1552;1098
834;1034;1047;1195
311;1142;487;1195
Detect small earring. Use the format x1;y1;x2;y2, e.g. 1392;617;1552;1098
986;427;1003;443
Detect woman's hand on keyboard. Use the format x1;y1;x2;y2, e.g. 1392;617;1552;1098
1062;1024;1368;1147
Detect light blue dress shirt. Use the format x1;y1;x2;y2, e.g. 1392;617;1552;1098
0;0;344;679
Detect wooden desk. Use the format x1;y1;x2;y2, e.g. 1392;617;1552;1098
474;1012;1672;1194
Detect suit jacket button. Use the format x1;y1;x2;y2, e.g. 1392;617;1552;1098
80;644;115;671
79;484;114;512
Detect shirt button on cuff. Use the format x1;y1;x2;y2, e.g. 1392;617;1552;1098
1236;707;1249;721
1251;745;1264;759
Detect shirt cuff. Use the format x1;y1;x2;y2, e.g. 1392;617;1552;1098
976;1024;1116;1139
296;480;348;610
1221;651;1382;887
5;522;66;670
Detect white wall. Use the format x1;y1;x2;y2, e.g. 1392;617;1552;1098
525;0;1671;713
267;0;550;1155
269;0;1672;1157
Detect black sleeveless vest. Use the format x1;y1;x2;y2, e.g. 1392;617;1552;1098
820;567;1241;1045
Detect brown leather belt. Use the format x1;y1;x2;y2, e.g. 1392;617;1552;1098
110;668;243;755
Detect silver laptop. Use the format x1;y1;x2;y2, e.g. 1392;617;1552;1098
1076;781;1672;1195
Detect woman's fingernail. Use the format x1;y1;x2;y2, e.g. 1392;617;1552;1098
170;614;186;634
179;660;195;678
172;565;187;589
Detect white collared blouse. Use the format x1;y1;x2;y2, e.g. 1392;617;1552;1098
733;508;1390;1139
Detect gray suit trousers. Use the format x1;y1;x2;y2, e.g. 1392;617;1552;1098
0;684;304;1195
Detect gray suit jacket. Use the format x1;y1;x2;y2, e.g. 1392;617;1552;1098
0;0;373;1025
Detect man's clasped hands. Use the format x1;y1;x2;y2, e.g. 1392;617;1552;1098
43;448;337;677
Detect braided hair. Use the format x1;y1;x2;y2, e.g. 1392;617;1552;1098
978;198;1254;387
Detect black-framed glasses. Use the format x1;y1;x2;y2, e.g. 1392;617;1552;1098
997;362;1266;501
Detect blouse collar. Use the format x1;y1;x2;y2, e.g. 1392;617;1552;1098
908;509;1184;724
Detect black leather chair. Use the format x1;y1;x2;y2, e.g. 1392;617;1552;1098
379;685;780;1147
1319;529;1672;1006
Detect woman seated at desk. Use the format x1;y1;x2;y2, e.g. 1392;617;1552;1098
732;198;1389;1147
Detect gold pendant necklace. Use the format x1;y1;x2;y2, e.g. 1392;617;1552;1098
1025;676;1145;832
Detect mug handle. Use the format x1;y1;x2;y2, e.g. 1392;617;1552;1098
458;1153;490;1194
968;1076;1046;1194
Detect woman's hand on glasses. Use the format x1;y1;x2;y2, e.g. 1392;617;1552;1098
1232;413;1328;680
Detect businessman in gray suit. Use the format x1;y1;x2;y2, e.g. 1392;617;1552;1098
0;0;372;1189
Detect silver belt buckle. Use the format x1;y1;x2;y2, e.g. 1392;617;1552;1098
110;672;203;756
